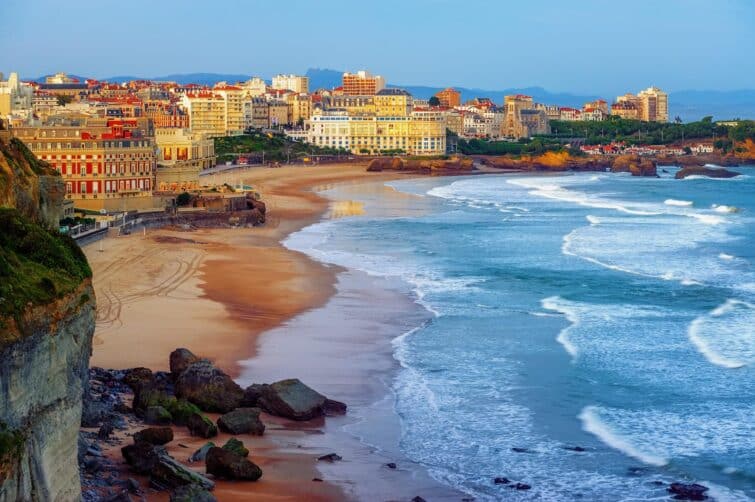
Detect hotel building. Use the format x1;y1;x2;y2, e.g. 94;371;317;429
272;74;309;94
180;92;226;137
12;118;157;211
342;71;386;96
434;88;461;108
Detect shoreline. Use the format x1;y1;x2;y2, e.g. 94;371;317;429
85;163;463;500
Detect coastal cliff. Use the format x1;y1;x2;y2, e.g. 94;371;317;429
0;133;95;501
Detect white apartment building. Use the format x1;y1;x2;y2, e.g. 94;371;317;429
271;74;309;94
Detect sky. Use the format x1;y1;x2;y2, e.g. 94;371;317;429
1;0;753;95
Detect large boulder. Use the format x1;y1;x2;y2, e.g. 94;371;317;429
241;384;264;407
122;441;214;490
170;484;217;502
169;348;199;378
123;367;154;392
257;379;346;421
134;427;174;446
222;438;249;458
175;360;244;413
205;447;262;481
675;166;741;179
144;406;173;425
217;408;265;435
188;442;216;463
151;454;215;491
187;412;218;439
668;483;709;500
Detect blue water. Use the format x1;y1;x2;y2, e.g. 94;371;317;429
286;168;755;501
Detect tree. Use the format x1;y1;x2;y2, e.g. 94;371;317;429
176;192;192;207
56;95;74;106
428;96;441;107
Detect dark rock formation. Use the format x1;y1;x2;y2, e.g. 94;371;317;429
317;453;342;462
188;442;215;463
170;484;217;502
144;406;172;425
241;384;264;407
217;408;265;435
668;482;709;500
257;378;346;421
133;427;174;446
174;359;244;413
221;438;249;458
367;156;475;173
205;447;262;481
169;348;199;379
675;166;741;179
122;441;214;491
186;412;218;439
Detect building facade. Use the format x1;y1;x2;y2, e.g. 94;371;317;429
502;95;549;138
342;71;386;95
181;92;226;137
434;87;461;108
12;118;157;211
271;74;309;94
155;128;215;192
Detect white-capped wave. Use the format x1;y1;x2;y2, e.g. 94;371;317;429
687;299;755;369
665;198;693;207
578;406;668;466
586;215;601;225
579;404;755;472
541;296;580;357
719;253;736;261
507;178;661;216
713;204;740;213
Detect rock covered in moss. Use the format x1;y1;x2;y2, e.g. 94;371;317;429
217;408;265;435
221;438;249;458
174;360;244;413
205;447;261;481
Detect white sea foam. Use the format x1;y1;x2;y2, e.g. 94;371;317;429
719;253;736;261
665;198;693;207
585;215;602;225
713;204;740;213
687;299;755;369
541;296;580;357
578;406;669;466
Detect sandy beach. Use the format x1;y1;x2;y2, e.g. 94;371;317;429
85;163;464;500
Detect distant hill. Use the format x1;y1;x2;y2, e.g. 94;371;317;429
105;73;254;85
32;69;755;121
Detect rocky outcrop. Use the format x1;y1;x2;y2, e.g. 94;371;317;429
0;136;63;228
205;447;262;481
668;482;709;500
217;408;265;435
174;360;244;413
367;156;475;173
0;280;95;501
256;379;347;421
0;134;95;501
675;166;741;179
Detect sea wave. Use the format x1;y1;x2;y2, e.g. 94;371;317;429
665;198;693;207
578;406;668;466
713;204;740;213
687;299;755;369
541;296;580;357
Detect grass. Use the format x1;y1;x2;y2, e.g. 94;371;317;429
0;208;92;346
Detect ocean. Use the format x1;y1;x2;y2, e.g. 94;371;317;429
284;167;755;501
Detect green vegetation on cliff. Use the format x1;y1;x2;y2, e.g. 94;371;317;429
546;117;755;146
214;130;348;164
0;208;92;336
